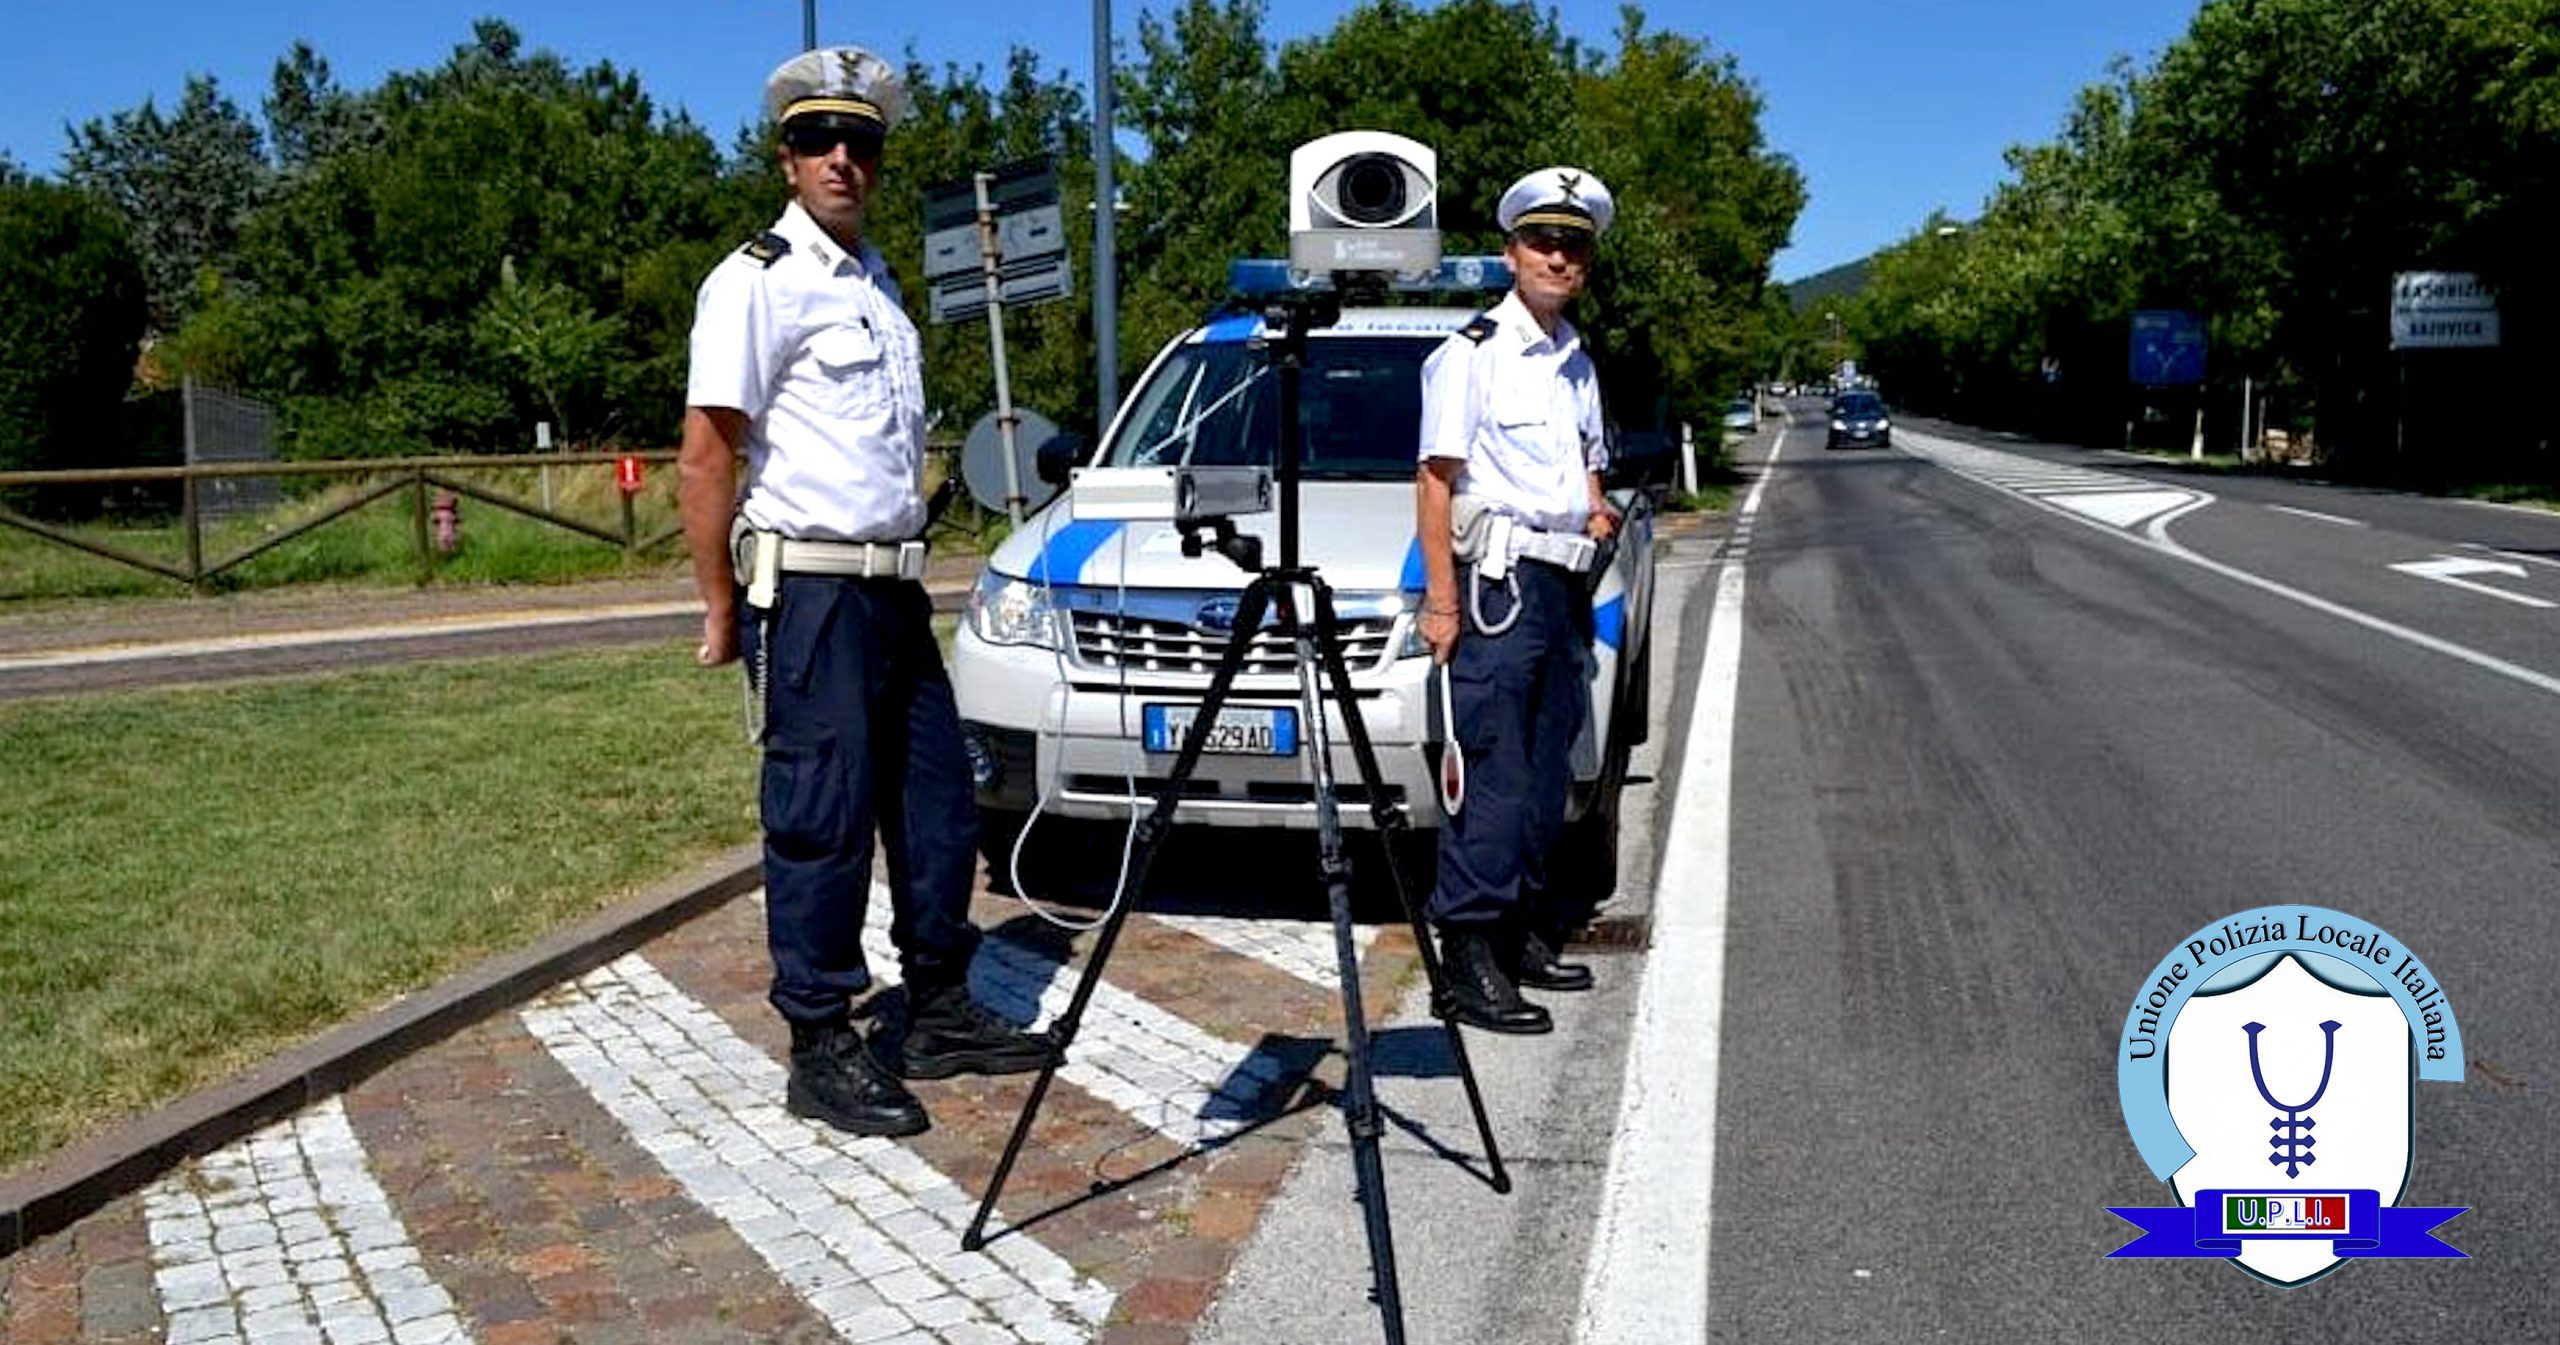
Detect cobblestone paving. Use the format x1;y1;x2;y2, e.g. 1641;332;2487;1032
141;1101;469;1345
1147;916;1376;992
4;882;1422;1344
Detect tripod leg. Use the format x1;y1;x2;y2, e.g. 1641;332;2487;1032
1325;846;1407;1338
1308;581;1512;1194
1288;588;1407;1344
963;576;1280;1252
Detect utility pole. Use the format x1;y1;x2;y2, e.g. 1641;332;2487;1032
1093;0;1120;421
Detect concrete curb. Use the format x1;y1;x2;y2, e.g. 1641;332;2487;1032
0;843;765;1259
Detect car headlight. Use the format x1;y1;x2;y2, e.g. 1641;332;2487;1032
967;571;1062;649
1831;419;1848;431
1876;418;1891;430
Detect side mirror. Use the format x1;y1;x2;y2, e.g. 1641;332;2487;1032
1035;432;1089;487
1604;431;1674;491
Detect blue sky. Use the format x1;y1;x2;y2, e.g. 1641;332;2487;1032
0;1;2201;281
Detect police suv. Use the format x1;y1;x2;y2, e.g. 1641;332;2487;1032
952;270;1666;884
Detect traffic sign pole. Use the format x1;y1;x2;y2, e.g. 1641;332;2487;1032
976;172;1026;524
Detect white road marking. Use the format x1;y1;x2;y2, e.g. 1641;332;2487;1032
2387;555;2556;609
2046;489;2199;530
2461;542;2560;573
1150;914;1375;991
0;603;698;672
143;1099;472;1345
2266;504;2366;527
1574;427;1777;1343
1902;426;2560;701
747;885;1296;1147
523;955;1114;1343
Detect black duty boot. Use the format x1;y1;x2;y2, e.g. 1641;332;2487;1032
1516;930;1595;992
896;984;1063;1080
1438;927;1553;1035
787;1021;928;1137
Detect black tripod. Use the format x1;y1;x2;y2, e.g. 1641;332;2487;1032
960;293;1509;1344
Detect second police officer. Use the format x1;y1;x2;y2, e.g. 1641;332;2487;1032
678;47;1058;1138
1415;167;1620;1035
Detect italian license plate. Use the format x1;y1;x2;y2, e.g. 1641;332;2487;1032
1141;703;1298;756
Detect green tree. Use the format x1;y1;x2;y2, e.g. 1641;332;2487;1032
1566;8;1805;423
265;42;376;176
0;179;147;480
62;76;273;333
1117;1;1800;429
474;256;625;445
173;21;729;455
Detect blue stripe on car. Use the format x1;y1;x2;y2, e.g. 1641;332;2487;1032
1593;595;1624;650
1031;519;1122;584
1400;535;1425;591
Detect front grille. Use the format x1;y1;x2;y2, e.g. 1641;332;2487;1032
1067;611;1398;676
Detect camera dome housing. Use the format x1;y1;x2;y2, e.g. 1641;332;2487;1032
1288;131;1441;281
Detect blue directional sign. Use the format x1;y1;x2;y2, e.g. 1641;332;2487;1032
2128;310;2207;387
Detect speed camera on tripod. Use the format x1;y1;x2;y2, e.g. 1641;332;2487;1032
1288;131;1441;283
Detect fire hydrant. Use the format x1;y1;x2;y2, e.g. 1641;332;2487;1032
430;490;461;555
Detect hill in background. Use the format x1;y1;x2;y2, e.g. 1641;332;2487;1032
1784;256;1869;312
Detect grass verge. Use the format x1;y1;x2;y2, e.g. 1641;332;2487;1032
0;642;759;1177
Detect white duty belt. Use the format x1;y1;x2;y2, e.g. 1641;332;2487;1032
732;520;927;609
1454;502;1599;582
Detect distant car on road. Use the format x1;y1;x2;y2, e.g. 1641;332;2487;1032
1826;391;1891;450
1722;395;1758;435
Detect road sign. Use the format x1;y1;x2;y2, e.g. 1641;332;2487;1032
921;157;1073;326
928;255;1075;324
961;407;1065;515
2128;310;2207;387
2390;272;2499;349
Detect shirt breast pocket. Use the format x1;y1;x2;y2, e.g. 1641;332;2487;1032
804;324;889;415
1491;382;1551;434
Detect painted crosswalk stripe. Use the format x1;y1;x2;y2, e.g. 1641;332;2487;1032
850;889;1293;1147
142;1099;471;1345
522;955;1113;1344
742;885;1300;1147
1899;432;2204;531
1149;914;1377;991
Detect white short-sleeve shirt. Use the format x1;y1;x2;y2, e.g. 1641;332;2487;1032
686;201;929;543
1415;290;1606;533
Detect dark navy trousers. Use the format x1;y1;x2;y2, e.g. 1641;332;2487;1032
1431;560;1592;929
744;573;981;1027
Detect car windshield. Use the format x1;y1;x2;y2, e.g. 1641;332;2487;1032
1107;334;1434;480
1837;396;1883;417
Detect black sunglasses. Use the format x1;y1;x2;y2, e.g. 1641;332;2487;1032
1516;225;1595;257
783;123;884;159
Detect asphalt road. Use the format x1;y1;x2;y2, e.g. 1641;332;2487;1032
1709;404;2559;1338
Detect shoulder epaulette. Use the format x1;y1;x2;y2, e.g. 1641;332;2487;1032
739;232;791;267
1458;313;1498;344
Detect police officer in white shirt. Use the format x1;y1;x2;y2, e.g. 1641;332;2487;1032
1414;166;1621;1035
678;46;1056;1138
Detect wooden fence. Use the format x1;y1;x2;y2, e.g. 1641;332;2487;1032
0;452;683;592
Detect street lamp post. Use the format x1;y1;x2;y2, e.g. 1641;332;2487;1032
802;1;815;49
1093;0;1119;421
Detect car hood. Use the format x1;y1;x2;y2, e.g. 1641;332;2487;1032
988;481;1424;594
